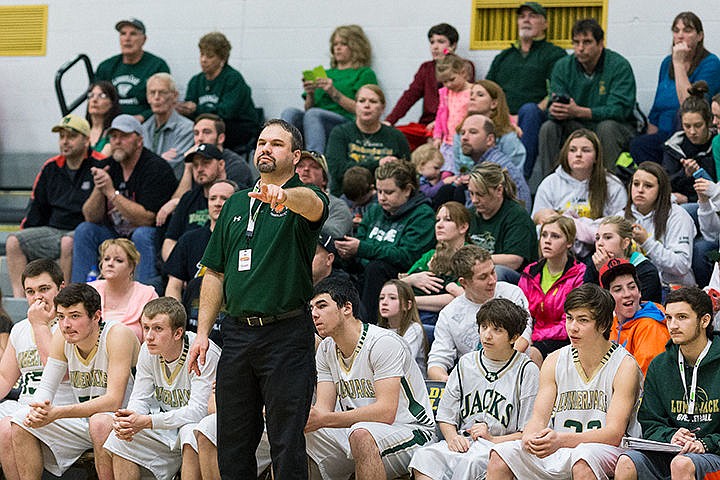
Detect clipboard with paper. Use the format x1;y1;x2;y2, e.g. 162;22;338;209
620;437;682;453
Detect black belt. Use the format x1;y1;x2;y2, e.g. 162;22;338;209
231;307;305;327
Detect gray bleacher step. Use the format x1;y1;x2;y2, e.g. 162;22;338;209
3;297;26;323
0;152;53;190
0;255;12;297
0;190;29;225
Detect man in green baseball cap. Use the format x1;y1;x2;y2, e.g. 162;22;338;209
486;2;567;179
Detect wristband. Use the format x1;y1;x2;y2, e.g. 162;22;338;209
699;438;709;452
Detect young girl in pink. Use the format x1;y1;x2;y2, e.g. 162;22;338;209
433;53;473;173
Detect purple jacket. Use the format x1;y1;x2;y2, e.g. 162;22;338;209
519;257;586;342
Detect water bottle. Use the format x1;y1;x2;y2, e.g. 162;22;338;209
86;266;99;282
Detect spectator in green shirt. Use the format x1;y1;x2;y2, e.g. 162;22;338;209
95;18;170;122
281;25;378;153
176;32;260;151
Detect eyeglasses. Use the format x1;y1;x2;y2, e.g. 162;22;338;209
87;92;109;100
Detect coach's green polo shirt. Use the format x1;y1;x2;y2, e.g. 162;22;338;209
201;174;328;316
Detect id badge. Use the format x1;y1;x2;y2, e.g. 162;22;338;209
238;249;252;271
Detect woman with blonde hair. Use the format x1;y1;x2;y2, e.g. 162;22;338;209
88;238;158;342
584;215;662;302
378;279;429;376
519;215;585;357
281;24;377;153
467;163;537;283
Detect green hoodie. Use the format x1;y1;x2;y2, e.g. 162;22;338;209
356;192;435;271
640;336;720;454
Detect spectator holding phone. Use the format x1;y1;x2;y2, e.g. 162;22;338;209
662;81;716;206
281;25;377;153
536;19;636;181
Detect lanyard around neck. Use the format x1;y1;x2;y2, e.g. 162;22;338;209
246;181;263;240
678;340;712;415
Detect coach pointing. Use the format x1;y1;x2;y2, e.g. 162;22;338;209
188;119;328;479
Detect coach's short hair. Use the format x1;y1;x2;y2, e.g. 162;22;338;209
142;297;187;331
262;119;303;152
564;284;615;340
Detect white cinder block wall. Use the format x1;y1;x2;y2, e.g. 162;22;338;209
0;0;719;161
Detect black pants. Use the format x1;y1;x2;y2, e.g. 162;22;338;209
216;312;316;479
361;260;401;324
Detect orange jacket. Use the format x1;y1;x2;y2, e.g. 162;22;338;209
611;301;669;376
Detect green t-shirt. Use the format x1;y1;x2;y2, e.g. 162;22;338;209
185;64;259;132
309;66;377;119
95;51;170;120
200;175;329;316
469;199;538;265
406;248;460;297
325;122;411;196
541;263;563;294
93;135;109;153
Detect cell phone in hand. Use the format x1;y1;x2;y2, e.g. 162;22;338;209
692;168;713;182
552;93;571;104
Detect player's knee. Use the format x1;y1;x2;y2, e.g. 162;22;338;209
571;459;596;480
182;444;196;457
196;432;215;454
11;421;33;448
60;235;74;255
88;413;113;445
348;428;378;458
0;417;12;448
614;455;638;480
486;450;510;476
6;235;21;255
670;454;696;477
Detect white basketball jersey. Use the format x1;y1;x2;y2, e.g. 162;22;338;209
10;319;74;405
437;350;539;435
552;343;640;437
64;320;133;405
127;331;219;428
316;323;435;431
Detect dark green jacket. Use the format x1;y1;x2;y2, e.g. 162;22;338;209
487;39;566;114
640;336;720;454
356;192;435;270
549;49;636;128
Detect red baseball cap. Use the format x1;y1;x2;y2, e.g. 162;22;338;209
599;258;637;289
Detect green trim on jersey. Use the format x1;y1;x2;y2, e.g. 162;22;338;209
381;428;433;457
401;377;434;428
571;343;618;383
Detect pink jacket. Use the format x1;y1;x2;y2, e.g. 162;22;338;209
433;87;470;144
519;257;586;342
